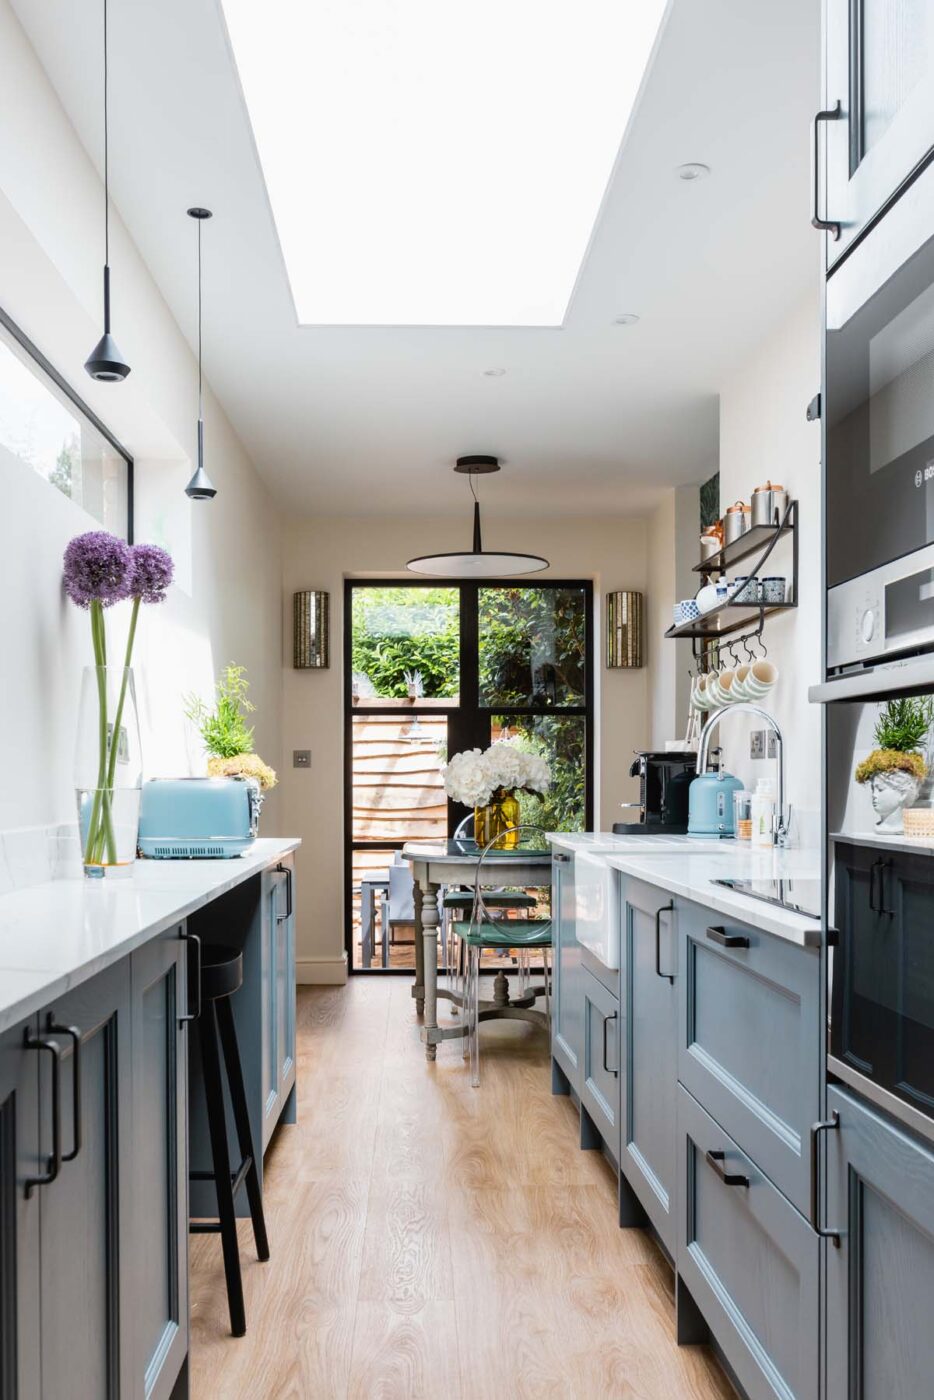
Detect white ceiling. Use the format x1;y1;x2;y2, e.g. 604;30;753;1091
13;0;819;519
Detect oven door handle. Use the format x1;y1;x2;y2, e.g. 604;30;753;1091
811;102;842;239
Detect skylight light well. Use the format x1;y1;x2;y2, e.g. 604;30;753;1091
221;0;666;327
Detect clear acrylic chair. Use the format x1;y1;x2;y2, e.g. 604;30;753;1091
454;822;552;1087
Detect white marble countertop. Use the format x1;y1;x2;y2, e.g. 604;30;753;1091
0;838;300;1034
547;831;746;854
603;845;822;946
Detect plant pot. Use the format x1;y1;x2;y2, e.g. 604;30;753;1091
74;666;142;877
474;787;520;850
868;769;922;832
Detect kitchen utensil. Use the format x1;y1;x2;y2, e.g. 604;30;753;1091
717;668;739;703
743;659;779;699
731;663;752;700
751;481;789;528
723;501;751;545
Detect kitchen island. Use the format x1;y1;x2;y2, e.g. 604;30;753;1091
0;836;299;1400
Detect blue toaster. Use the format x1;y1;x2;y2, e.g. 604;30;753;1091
138;777;262;859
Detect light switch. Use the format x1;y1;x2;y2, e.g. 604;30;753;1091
293;749;311;769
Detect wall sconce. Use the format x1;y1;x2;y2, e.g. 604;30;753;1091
606;591;644;668
293;591;330;669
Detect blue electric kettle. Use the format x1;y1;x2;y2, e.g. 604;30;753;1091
687;747;743;837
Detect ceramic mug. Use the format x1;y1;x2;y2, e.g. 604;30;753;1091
716;668;739;704
743;659;779;699
692;674;714;711
731;663;752;701
706;670;728;708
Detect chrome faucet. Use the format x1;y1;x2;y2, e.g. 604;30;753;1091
697;704;789;846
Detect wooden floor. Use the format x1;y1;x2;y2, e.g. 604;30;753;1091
189;977;734;1399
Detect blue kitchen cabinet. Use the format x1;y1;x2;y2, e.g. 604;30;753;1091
579;965;620;1163
261;858;297;1152
678;898;821;1218
0;1014;41;1398
677;1085;819;1400
550;849;584;1094
825;1085;934;1397
620;878;679;1255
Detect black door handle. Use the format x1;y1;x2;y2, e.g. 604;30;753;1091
602;1010;619;1077
655;902;675;983
811;102;842;238
705;1149;749;1188
178;929;202;1024
46;1019;81;1163
24;1027;63;1198
810;1113;842;1245
869;859;880;913
276;863;293;922
706;925;750;949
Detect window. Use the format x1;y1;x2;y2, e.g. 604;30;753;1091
345;579;593;971
0;308;132;537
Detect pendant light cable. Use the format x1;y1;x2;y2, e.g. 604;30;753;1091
103;0;109;268
197;214;203;418
185;206;217;500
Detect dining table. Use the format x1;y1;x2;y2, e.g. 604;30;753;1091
401;838;553;1061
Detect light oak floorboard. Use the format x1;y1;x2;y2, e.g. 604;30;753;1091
190;977;733;1399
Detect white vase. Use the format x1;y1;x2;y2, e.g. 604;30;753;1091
869;770;922;833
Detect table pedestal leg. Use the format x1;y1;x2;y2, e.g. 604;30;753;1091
420;878;440;1061
412;882;425;1016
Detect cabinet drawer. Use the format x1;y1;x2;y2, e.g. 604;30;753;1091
677;1086;818;1400
580;967;620;1163
678;898;820;1216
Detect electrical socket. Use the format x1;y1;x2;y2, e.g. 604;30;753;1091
293;749;311;769
750;730;778;759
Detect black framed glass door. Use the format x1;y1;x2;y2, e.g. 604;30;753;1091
344;578;593;971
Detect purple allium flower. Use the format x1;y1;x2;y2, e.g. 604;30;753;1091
63;531;135;609
130;543;174;604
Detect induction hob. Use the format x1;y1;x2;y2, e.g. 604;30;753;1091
711;876;822;920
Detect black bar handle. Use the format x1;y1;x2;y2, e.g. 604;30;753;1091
46;1019;81;1163
811;102;842;238
602;1010;619;1077
706;925;750;949
553;852;570;863
878;860;894;917
869;859;880;913
654;902;675;983
24;1027;62;1197
705;1149;749;1188
178;929;202;1024
810;1112;842;1246
276;862;293;922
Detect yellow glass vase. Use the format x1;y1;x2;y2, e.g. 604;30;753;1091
474;787;520;850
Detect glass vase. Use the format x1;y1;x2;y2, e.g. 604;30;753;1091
474;787;521;850
74;666;142;878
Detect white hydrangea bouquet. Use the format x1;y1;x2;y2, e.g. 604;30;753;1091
442;740;551;808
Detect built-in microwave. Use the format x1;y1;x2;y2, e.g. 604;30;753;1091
826;190;934;671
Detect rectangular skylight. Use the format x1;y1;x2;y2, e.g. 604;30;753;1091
221;0;667;327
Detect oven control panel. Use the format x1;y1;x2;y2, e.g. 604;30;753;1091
828;543;934;670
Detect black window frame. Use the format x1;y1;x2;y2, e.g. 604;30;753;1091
343;576;594;973
0;305;134;541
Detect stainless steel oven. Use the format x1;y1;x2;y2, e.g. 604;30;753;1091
826;205;934;671
831;840;934;1143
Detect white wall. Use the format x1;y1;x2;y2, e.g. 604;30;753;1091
0;0;283;833
647;484;700;748
280;514;652;981
718;291;822;841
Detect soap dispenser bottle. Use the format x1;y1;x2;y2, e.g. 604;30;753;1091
750;778;776;848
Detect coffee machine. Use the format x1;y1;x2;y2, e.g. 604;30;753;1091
613;751;697;835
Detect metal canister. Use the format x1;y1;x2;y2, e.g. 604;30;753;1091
723;501;750;545
751;481;788;528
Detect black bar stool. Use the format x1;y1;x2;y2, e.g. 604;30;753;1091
189;944;269;1337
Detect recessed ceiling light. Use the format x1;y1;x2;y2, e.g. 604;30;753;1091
676;162;710;182
483;368;507;377
614;313;640;326
221;0;668;326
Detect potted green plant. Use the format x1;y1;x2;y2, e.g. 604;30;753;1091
184;665;278;795
855;697;932;831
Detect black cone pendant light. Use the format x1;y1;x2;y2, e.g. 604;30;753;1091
407;457;549;577
85;0;130;382
185;208;217;501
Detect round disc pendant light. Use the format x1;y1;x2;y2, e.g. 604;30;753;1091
184;208;217;501
407;457;549;577
85;0;130;382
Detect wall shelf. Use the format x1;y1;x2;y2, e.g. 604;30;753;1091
693;519;795;575
665;601;796;641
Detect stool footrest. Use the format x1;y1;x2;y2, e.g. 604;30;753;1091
190;1156;253;1200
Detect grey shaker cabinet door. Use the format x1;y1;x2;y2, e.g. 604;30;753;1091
130;927;189;1400
621;879;678;1255
551;854;583;1092
678;898;821;1217
261;859;297;1152
826;1086;934;1399
579;967;620;1164
0;1016;40;1400
39;959;133;1400
677;1086;819;1400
